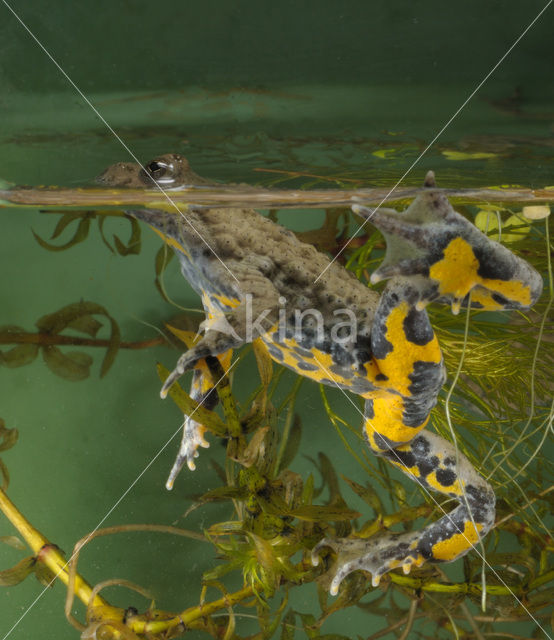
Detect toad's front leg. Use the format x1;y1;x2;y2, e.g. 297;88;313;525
160;282;280;487
165;350;232;489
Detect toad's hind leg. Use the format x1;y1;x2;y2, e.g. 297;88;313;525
313;278;495;593
314;429;495;594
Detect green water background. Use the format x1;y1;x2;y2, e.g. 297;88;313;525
1;1;552;638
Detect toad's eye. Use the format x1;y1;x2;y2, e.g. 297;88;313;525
140;160;177;186
147;161;166;179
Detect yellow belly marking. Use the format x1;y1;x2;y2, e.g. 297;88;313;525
431;520;483;561
376;302;442;396
430;237;532;306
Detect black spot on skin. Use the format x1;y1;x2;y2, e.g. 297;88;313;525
381;540;411;561
417;459;437;478
465;484;496;514
296;360;319;372
199;388;219;411
384;446;416;468
375;373;388;381
412;435;431;456
473;245;514;281
354;349;371;368
364;399;375;419
444;456;456;466
266;344;284;361
329;364;353;378
435;468;457;487
371;325;393;360
327;343;355;368
350;377;376;394
355;349;373;364
292;345;314;358
403;360;446;426
492;292;510;306
403;308;435;346
416;506;471;560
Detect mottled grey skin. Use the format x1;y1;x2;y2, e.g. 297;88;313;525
131;205;379;384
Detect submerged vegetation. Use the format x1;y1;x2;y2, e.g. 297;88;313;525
1;193;553;639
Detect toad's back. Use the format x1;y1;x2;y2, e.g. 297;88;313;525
133;205;379;328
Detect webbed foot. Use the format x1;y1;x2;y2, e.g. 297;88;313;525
312;531;424;594
353;171;542;312
166;419;210;489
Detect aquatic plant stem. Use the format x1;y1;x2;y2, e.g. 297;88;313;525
0;330;164;350
135;585;255;636
0;488;108;610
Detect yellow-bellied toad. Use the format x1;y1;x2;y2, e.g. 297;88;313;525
99;154;542;594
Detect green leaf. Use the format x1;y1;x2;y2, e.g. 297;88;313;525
154;244;174;302
0;536;26;551
280;609;296;640
391;480;407;506
32;216;91;251
99;314;121;378
320;572;369;617
342;476;382;512
280;610;296;640
253;338;273;389
316;453;341;502
442;150;498;161
298;612;319;638
0;556;35;586
0;343;39;368
0;458;9;491
301;473;315;505
0;420;18;452
66;315;103;337
97;214;142;256
278;415;302;472
42;346;93;381
36;301;106;335
113;216;142;256
288;503;360;522
261;494;359;522
36;302;121;378
50;212;88;239
195;485;246;505
97;215;116;253
0;326;39;368
33;558;57;587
